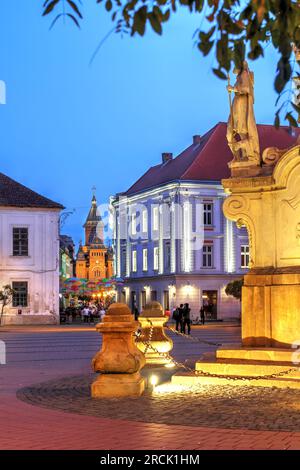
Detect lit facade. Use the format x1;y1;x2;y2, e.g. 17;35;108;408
75;195;113;281
111;181;247;321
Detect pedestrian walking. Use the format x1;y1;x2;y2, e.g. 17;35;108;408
182;303;191;335
200;306;205;325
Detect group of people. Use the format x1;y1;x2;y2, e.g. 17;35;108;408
172;303;191;334
172;304;206;333
81;304;106;323
64;303;106;324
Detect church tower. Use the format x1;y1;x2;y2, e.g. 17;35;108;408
75;192;114;281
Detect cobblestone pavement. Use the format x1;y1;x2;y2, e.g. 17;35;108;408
1;323;300;450
17;373;300;432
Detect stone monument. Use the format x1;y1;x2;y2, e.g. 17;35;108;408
172;62;300;388
135;301;173;365
226;61;260;176
91;303;145;398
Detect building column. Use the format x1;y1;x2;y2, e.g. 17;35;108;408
182;194;192;273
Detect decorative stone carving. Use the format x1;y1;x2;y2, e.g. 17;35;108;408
226;61;260;170
262;146;286;166
135;301;173;365
91;303;145;398
223;144;300;347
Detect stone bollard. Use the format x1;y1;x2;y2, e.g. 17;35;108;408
136;301;173;365
91;303;145;398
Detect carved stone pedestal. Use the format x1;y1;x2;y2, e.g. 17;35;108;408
91;303;145;398
136;301;173;365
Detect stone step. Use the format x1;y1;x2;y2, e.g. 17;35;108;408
216;344;298;364
195;359;300;377
171;371;300;389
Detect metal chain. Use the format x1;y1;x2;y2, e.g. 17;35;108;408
137;334;300;382
166;325;223;347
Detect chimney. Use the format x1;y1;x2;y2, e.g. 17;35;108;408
193;135;201;144
162;152;173;163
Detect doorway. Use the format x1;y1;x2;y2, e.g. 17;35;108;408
202;290;218;320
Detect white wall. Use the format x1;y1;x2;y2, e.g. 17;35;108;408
0;207;60;325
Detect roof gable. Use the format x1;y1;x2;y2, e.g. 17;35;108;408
0;172;63;209
123;122;300;196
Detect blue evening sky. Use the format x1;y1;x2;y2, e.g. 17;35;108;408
0;1;279;246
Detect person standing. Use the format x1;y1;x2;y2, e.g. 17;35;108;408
200;306;205;325
173;305;182;332
133;305;139;321
182;303;191;335
82;305;90;323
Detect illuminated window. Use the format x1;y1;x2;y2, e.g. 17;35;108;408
143;248;148;271
131;212;137;236
241;245;250;268
132;250;137;272
142;209;148;233
202;244;213;268
153;206;159;231
153;246;159;270
203;203;213;226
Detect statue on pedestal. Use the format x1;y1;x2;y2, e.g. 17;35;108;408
226;61;261;167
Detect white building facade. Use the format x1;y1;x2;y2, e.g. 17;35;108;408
111;181;248;321
0;173;63;325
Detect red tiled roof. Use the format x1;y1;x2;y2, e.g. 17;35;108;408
124;122;300;196
0;172;64;209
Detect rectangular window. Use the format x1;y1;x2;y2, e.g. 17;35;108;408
13;227;28;256
153;206;159;231
142;248;148;271
12;282;28;307
121;248;127;276
131;212;136;236
132;250;137;272
142;209;148;233
241;244;250;268
202;244;213;268
153;246;159;270
203;203;213;226
164;242;171;270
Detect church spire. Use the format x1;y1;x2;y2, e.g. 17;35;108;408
84;190;104;246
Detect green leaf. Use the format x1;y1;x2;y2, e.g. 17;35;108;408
213;68;227;80
148;12;162;35
105;0;113;11
43;0;60;16
132;6;147;36
285;112;298;128
66;0;83;18
198;39;214;56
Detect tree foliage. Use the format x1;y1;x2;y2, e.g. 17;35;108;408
225;278;243;301
42;0;300;126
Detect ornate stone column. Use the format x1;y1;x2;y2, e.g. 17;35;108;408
223;145;300;348
91;303;145;397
